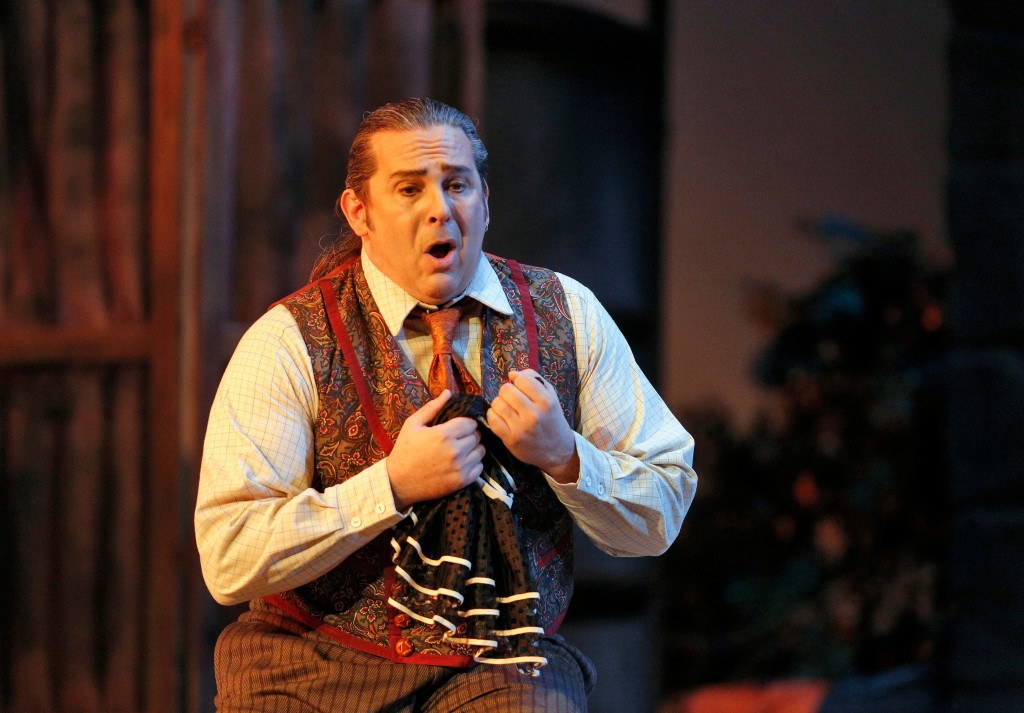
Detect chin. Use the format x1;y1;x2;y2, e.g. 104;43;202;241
420;276;467;305
417;282;457;305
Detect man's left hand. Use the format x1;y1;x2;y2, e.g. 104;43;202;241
486;369;580;484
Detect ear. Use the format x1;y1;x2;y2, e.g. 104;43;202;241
339;188;370;237
482;180;490;229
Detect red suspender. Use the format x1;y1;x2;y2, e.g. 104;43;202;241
505;259;541;372
318;276;396;454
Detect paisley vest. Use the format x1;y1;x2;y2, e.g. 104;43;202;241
263;255;579;667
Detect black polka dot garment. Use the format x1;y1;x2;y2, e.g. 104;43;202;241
388;394;547;675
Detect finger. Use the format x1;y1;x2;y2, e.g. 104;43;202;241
450;425;482;449
496;380;536;415
468;442;486;463
406;389;452;426
509;370;550;400
509;368;543;382
489;389;524;425
485;407;510;437
434;415;480;437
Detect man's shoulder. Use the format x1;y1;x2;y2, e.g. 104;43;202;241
484;253;561;283
486;257;607;323
272;256;363;312
274;282;322;309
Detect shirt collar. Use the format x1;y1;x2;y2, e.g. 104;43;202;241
361;249;513;337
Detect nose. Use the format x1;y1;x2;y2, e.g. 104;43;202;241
426;185;453;224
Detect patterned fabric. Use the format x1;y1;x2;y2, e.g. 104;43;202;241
270;255;578;666
390;394;547;675
419;306;480;397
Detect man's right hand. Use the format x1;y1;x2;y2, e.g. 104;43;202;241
386;390;485;511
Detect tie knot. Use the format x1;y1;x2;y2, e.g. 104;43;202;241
421;306;461;356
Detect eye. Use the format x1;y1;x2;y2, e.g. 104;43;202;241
397;184;419;197
448;180;467;193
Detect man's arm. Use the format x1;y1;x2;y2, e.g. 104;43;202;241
195;307;406;605
195;306;483;605
488;275;697;557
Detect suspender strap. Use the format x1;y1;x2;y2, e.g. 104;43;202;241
505;259;540;372
319;276;396;454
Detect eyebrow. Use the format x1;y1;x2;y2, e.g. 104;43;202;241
388;164;474;180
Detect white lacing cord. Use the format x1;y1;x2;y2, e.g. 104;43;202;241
494;459;517;491
386;597;457;633
457;607;500;618
393;565;465;605
390;535;473;569
473;651;548;676
476;474;513;507
496;591;540;604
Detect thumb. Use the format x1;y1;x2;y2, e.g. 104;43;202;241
406;389;452;427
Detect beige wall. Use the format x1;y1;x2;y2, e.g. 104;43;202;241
661;0;951;425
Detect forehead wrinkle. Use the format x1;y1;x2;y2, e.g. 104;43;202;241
372;126;478;183
386;164;475;181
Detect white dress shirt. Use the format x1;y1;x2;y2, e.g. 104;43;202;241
195;251;697;606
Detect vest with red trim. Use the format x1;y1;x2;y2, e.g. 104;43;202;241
264;255;579;667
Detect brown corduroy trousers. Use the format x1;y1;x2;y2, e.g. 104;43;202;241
213;602;597;712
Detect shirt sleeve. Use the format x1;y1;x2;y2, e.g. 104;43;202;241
543;274;698;557
194;305;406;606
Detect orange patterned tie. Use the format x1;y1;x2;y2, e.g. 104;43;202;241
420;306;480;397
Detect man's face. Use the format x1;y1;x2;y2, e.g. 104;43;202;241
340;125;489;305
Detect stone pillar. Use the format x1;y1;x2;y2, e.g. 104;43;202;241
944;3;1024;711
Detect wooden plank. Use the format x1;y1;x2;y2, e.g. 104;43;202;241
3;6;58;710
298;0;356;287
278;0;316;293
102;0;146;322
202;0;242;398
148;1;185;710
7;178;54;325
0;382;7;713
103;367;145;713
61;371;103;712
2;0;56;324
0;324;151;364
7;373;59;712
181;5;208;713
0;28;9;321
233;0;290;320
95;19;149;701
50;1;105;708
49;0;107;329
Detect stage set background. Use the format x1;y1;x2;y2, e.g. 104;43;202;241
1;1;1021;712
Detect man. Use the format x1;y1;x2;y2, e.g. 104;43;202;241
196;97;697;712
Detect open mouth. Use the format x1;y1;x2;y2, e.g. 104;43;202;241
428;242;455;260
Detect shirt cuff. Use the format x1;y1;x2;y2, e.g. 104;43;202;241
328;459;408;533
543;432;611;503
